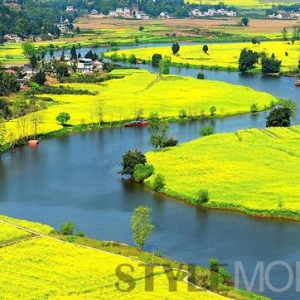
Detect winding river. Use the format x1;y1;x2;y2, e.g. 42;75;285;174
2;44;300;299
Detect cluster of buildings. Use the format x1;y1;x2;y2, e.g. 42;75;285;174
108;5;149;20
190;8;237;17
267;12;300;19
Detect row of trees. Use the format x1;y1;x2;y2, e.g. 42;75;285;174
238;48;283;74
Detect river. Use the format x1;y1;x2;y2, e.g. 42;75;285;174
1;43;300;299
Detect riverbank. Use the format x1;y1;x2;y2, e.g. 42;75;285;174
0;69;278;153
104;40;300;74
0;215;268;299
145;126;300;222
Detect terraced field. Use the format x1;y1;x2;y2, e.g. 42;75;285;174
146;126;300;217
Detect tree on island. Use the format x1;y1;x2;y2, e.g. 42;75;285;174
131;206;154;251
119;149;147;176
56;112;71;126
172;42;180;55
238;48;259;73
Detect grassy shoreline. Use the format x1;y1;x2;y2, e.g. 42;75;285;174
145;126;300;223
0;215;268;299
1;69;278;153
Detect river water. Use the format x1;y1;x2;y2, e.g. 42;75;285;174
1;43;300;299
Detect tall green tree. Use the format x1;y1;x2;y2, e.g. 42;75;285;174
22;41;36;58
171;42;180;55
131;206;154;251
0;71;20;96
32;70;46;85
151;53;162;66
29;54;38;70
120;149;147;176
70;45;77;60
261;55;282;74
241;17;249;26
159;58;170;75
282;27;288;41
238;48;259;73
56;112;70;125
266;107;291;127
148;112;169;150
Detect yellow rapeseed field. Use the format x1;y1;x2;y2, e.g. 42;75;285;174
146;126;300;213
106;41;300;72
0;235;229;299
0;215;54;234
186;0;295;9
0;222;31;244
5;69;277;141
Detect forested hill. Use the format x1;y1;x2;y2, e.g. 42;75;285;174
0;0;74;40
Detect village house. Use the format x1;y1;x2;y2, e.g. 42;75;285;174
66;6;74;12
3;34;21;43
90;9;98;15
136;12;149;19
190;8;236;17
76;58;93;73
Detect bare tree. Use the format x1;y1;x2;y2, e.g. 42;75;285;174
30;111;43;139
95;99;105;126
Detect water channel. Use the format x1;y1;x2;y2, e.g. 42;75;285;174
1;43;300;299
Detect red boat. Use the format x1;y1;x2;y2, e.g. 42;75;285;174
295;80;300;86
124;119;149;127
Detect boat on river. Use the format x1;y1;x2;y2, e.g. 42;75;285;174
295;80;300;86
124;119;149;127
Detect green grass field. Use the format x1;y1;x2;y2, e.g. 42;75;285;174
105;40;300;73
146;126;300;218
4;69;277;142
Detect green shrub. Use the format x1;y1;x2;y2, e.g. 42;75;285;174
60;221;75;235
209;258;221;273
178;109;187;118
152;173;165;191
250;103;258;113
196;189;209;204
76;231;85;237
197;72;205;79
200;126;214;136
133;164;155;183
218;267;233;285
209;106;217;116
163;136;178;147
